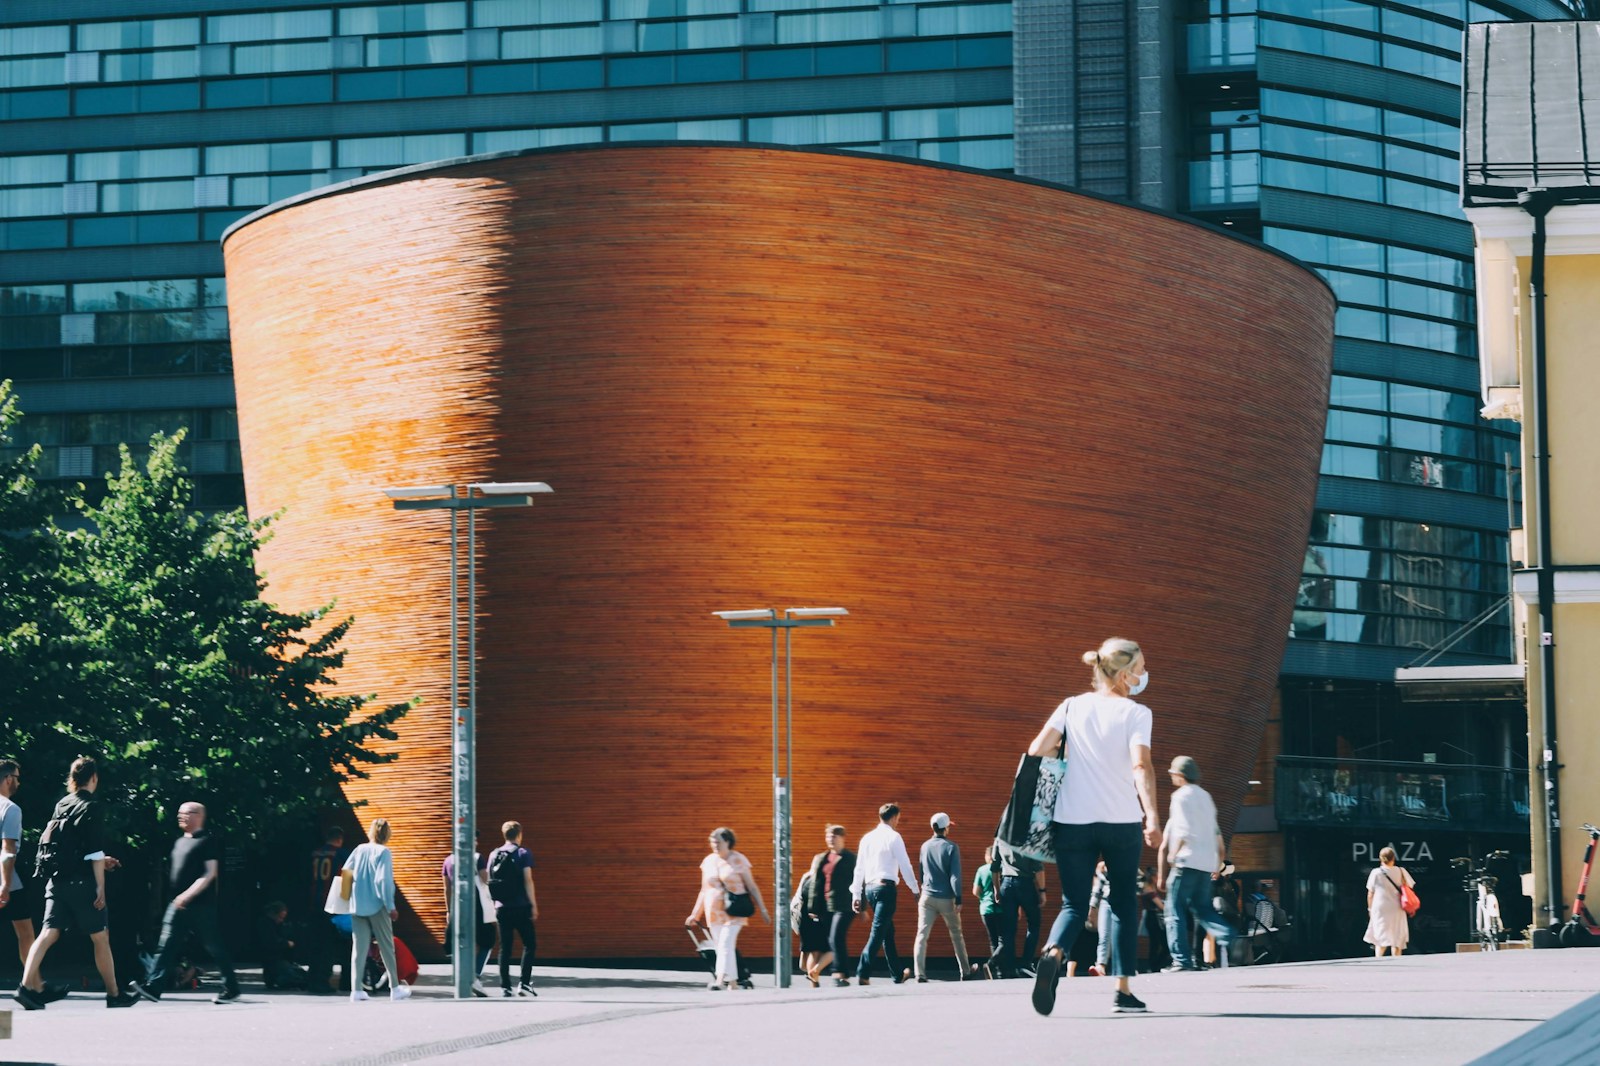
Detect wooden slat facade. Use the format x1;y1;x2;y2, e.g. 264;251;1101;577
221;144;1335;961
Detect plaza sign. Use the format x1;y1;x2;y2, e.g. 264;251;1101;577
1352;840;1434;864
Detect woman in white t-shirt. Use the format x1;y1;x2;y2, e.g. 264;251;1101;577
1024;637;1163;1017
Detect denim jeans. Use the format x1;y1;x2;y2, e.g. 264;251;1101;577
498;907;537;989
1163;866;1235;969
828;910;854;976
1045;822;1142;978
995;875;1041;973
1095;900;1113;965
856;882;904;979
146;901;238;995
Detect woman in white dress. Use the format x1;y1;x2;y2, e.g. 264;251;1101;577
1363;846;1416;957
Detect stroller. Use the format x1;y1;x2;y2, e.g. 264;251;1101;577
685;922;754;989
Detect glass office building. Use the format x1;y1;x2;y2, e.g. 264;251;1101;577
0;0;1016;508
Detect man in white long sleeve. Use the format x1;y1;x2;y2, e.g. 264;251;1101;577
851;803;919;985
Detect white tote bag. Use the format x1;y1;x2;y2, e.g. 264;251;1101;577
324;874;351;916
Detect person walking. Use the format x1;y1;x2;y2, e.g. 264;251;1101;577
850;803;919;985
800;824;855;987
1155;756;1234;972
992;837;1046;979
307;825;350;993
686;827;769;991
442;831;495;998
1027;637;1162;1016
974;846;1001;975
13;757;139;1009
0;758;38;973
913;813;971;982
128;802;242;1003
487;821;540;997
1364;846;1416;957
343;817;409;1002
1088;860;1111;976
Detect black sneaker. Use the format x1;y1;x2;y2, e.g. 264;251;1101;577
916;975;928;983
1112;990;1147;1013
39;981;72;1003
501;986;515;998
1031;947;1063;1016
893;968;911;984
1018;964;1037;979
127;980;160;1003
13;985;46;1011
106;992;140;1008
214;987;241;1004
517;982;536;998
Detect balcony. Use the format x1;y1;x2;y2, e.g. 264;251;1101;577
1186;17;1257;71
1275;756;1529;835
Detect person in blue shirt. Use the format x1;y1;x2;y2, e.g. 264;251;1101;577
342;817;410;1003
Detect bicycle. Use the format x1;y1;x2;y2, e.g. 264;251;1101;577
1451;850;1509;951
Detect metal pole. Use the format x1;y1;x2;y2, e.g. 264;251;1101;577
449;488;474;1000
770;624;785;988
777;623;793;990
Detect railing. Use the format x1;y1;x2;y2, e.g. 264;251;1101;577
1275;756;1530;835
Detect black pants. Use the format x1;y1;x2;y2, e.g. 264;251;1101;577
995;874;1042;973
856;883;903;979
1045;822;1142;978
146;901;237;995
828;910;854;976
498;907;536;989
307;914;351;991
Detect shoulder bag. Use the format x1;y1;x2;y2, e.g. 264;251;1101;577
723;856;756;918
997;700;1071;864
1384;869;1421;917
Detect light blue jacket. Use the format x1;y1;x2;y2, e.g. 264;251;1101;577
343;842;395;917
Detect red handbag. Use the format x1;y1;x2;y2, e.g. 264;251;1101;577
1386;871;1421;916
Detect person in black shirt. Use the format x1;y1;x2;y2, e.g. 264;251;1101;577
14;757;139;1009
128;802;241;1004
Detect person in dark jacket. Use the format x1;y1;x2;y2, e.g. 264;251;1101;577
14;757;139;1010
801;824;856;987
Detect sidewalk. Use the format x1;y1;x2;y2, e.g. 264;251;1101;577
4;950;1597;1066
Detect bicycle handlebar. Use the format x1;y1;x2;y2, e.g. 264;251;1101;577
1583;823;1600;835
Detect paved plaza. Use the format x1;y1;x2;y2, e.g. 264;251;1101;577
3;950;1597;1065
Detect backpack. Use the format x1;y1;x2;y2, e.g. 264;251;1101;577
488;846;522;903
34;800;88;884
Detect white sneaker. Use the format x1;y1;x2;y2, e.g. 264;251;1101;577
391;984;412;1001
471;979;488;998
350;990;369;1002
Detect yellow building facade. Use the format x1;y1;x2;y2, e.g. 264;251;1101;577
1465;19;1600;929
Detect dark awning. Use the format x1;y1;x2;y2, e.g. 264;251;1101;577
1462;21;1600;207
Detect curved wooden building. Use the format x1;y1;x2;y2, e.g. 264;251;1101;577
222;144;1334;961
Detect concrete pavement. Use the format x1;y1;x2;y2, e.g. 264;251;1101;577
3;950;1597;1065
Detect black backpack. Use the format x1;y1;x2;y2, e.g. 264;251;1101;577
34;800;88;884
488;847;522;903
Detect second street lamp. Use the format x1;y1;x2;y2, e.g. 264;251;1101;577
711;605;848;989
382;480;553;999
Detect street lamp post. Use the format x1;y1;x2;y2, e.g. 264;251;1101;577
383;480;553;999
711;606;848;989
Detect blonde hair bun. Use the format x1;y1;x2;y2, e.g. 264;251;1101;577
1084;637;1143;685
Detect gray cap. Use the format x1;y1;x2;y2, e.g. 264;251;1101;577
1169;755;1200;783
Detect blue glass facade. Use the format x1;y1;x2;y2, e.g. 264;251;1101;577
1173;0;1580;676
0;0;1015;510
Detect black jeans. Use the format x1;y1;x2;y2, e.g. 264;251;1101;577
856;882;903;980
497;907;536;989
995;874;1041;973
1045;822;1142;978
146;901;237;994
828;910;854;976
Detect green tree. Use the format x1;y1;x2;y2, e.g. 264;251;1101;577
40;429;412;851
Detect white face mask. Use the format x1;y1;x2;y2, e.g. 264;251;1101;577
1128;671;1150;696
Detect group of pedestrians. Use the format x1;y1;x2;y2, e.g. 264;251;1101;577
1;754;543;1010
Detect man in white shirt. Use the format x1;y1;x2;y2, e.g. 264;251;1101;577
1155;756;1233;972
850;803;919;985
1;757;38;968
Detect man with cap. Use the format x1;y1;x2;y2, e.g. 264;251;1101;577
913;812;972;982
1154;756;1233;972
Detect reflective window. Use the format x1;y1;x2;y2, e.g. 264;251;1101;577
77;19;200;51
610;118;740;140
339;3;466;34
0;57;66;89
889;103;1012;139
366;34;468;66
234;41;334;74
474;0;603;26
206;11;333;43
0;285;67;315
0;26;71;55
919;3;1013;36
100;180;194;213
777;11;880;43
101;49;200;82
337;133;468;168
76;148;198;181
749;111;881;144
0;155;69;185
500;26;603;58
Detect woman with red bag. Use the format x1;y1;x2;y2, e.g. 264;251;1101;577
1363;846;1418;957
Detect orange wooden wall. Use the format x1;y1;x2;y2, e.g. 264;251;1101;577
222;144;1335;960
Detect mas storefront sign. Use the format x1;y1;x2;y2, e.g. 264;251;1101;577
1352;840;1433;864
